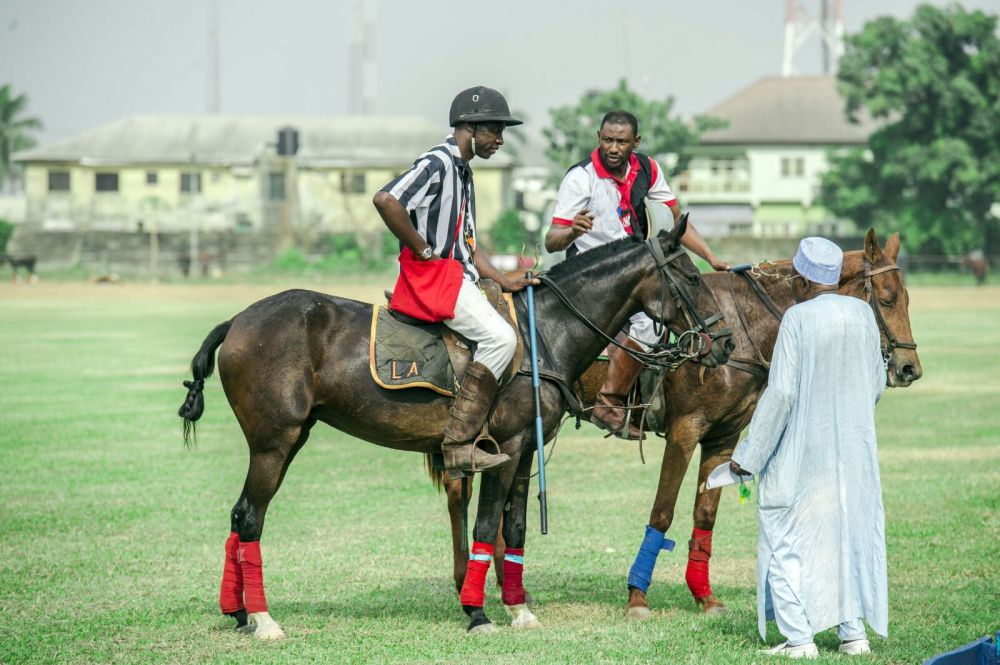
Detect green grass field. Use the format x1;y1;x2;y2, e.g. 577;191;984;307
0;280;997;665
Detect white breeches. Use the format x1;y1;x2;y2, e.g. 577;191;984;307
445;280;517;379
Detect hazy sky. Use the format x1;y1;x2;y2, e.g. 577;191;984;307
2;0;999;145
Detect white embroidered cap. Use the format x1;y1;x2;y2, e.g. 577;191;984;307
793;237;843;285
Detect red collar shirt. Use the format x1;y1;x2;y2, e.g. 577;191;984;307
551;149;677;255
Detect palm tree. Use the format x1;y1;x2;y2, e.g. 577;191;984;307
0;84;43;189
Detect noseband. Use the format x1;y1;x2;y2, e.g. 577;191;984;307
863;259;918;368
643;238;731;358
536;239;730;370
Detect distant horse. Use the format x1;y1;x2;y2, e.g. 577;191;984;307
2;254;37;283
435;229;922;618
963;251;988;286
178;219;734;639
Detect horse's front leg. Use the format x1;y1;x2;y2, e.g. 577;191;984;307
500;447;540;629
445;475;508;594
459;448;520;634
686;434;739;615
625;419;701;620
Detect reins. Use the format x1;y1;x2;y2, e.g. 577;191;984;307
535;238;731;371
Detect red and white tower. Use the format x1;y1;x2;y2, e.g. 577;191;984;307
782;0;845;76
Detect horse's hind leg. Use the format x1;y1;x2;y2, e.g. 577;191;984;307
220;419;314;640
686;433;738;615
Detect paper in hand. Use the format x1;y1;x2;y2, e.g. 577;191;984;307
706;461;753;490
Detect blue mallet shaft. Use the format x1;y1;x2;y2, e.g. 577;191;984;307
525;277;548;534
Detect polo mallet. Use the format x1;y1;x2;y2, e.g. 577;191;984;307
525;272;549;534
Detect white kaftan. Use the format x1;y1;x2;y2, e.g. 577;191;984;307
731;293;888;641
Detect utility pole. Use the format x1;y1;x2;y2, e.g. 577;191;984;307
348;0;377;114
207;0;221;113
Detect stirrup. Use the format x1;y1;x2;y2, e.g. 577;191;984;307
444;425;509;479
591;410;644;441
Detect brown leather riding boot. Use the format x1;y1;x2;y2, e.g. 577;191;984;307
591;340;644;440
442;361;511;476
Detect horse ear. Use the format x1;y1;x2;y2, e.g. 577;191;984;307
864;228;884;264
668;212;689;251
884;232;901;263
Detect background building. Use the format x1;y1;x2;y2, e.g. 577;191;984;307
12;115;514;272
676;76;877;242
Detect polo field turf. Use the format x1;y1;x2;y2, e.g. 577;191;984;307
1;280;996;664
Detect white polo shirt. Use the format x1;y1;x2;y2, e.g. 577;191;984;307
551;149;678;255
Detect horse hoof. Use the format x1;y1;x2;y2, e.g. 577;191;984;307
625;605;653;621
468;622;499;635
505;603;541;629
695;595;728;615
246;612;285;640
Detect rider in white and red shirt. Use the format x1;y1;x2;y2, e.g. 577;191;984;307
545;110;730;439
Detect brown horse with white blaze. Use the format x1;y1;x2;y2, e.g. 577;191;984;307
437;229;921;618
177;220;733;638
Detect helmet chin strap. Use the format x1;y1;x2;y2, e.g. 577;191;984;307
470;123;477;158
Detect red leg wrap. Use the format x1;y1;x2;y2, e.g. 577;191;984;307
501;548;525;606
459;541;494;608
685;528;714;599
238;540;268;613
219;532;244;614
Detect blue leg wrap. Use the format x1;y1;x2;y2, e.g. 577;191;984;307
627;524;675;592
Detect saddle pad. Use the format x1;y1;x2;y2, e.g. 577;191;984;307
369;306;456;396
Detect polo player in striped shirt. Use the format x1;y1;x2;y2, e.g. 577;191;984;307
373;86;538;477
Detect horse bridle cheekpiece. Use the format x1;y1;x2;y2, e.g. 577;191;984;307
863;259;918;368
538;238;730;371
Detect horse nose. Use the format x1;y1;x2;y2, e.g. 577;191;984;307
900;363;922;383
723;337;735;359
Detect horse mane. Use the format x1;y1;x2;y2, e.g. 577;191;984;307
542;234;644;284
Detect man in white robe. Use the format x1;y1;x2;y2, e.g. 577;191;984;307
730;237;888;659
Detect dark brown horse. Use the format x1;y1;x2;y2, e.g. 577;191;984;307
436;229;922;618
178;220;733;638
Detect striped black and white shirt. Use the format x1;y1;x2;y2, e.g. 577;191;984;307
380;135;480;282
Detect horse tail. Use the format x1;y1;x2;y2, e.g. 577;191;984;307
424;454;447;493
178;320;232;446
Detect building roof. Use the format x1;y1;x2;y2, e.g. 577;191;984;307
699;76;877;145
13;114;513;168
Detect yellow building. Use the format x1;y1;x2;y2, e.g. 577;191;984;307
14;115;514;238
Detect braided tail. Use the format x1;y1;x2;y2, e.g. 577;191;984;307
178;320;232;446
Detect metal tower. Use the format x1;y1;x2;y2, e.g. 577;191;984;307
348;0;377;115
207;0;220;113
782;0;844;76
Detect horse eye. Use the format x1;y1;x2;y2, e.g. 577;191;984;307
879;297;894;307
686;274;700;285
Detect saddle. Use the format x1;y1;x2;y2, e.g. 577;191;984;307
369;280;524;396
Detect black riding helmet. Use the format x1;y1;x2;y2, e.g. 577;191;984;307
449;86;523;127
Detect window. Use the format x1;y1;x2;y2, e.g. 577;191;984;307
781;157;805;178
146;171;158;185
180;172;202;194
266;173;285;201
340;172;365;194
95;172;119;192
48;170;70;192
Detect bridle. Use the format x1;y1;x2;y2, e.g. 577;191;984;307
537;237;731;371
862;259;918;370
